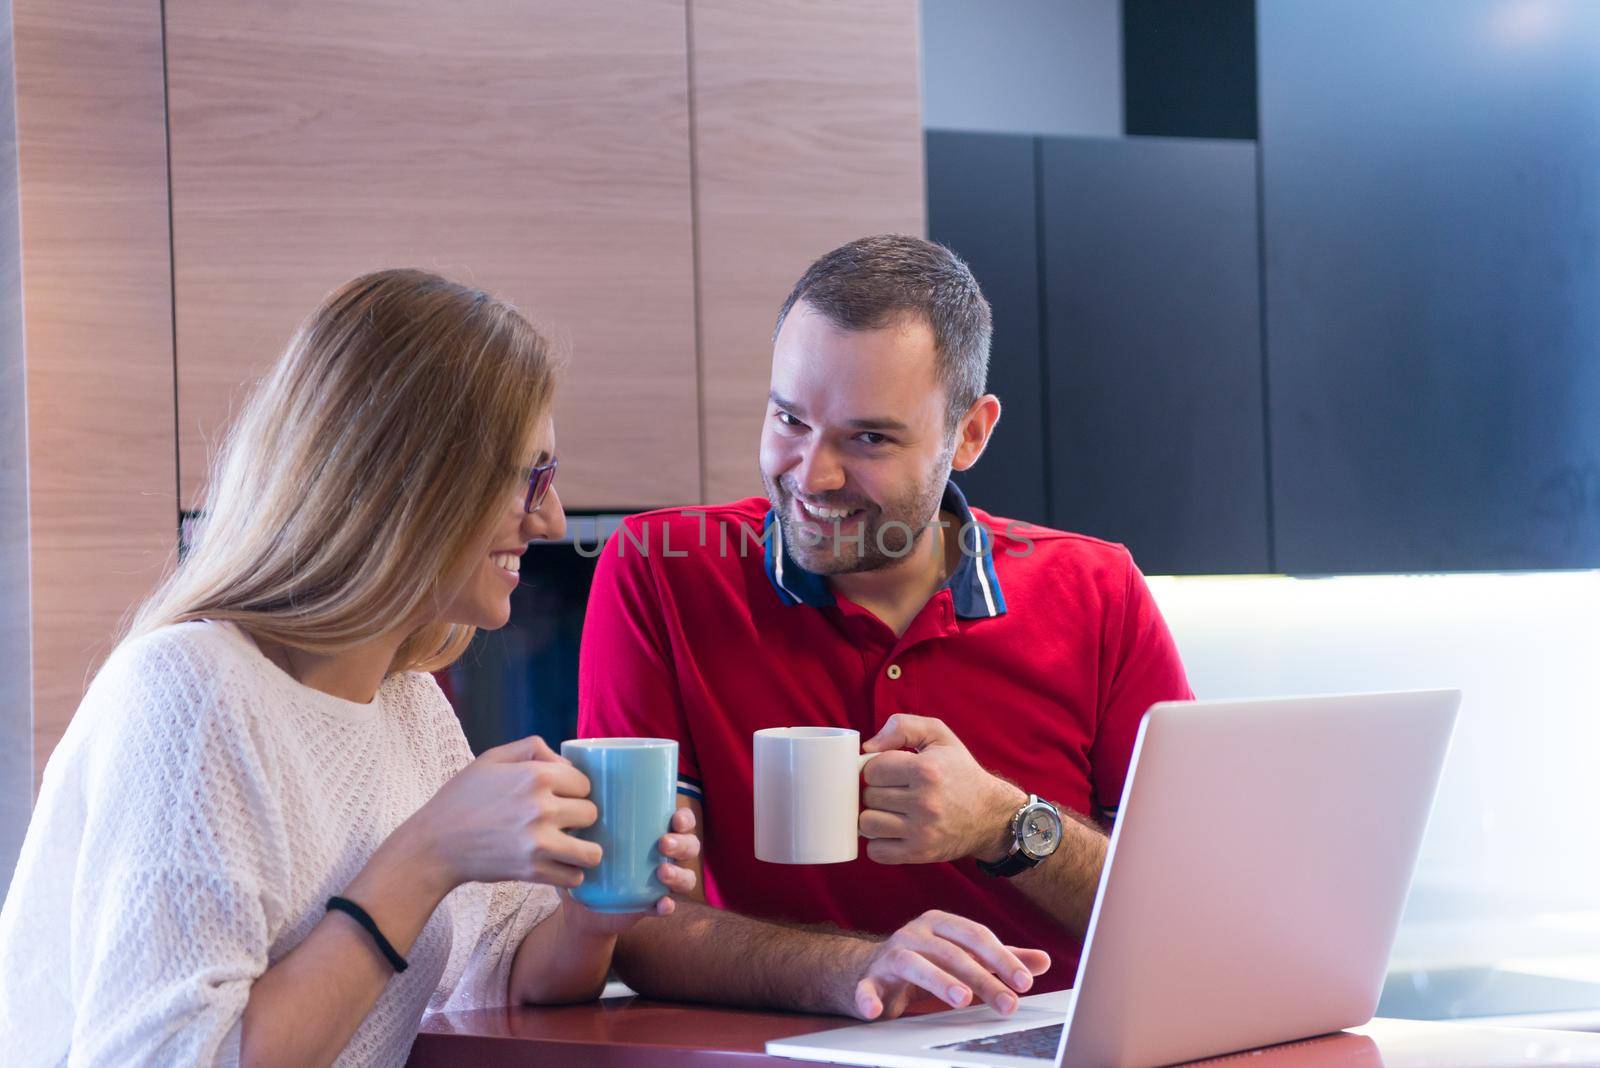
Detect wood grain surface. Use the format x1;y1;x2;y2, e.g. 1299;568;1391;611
12;0;179;786
165;0;699;510
690;0;926;503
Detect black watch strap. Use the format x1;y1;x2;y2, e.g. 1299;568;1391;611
976;846;1042;878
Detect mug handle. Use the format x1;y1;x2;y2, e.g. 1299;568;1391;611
858;751;882;773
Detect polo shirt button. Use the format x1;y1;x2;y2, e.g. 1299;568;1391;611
886;664;902;680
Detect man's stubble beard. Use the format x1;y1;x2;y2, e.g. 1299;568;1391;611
762;437;957;576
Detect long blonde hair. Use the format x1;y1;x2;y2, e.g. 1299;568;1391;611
132;268;558;673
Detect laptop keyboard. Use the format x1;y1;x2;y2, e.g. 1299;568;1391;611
933;1022;1064;1059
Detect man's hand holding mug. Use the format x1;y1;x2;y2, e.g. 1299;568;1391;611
752;724;1050;1020
859;713;1030;865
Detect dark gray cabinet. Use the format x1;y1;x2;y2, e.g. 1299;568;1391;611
924;2;1600;575
929;130;1270;573
1260;0;1600;572
925;130;1049;526
1040;136;1269;574
1123;0;1257;141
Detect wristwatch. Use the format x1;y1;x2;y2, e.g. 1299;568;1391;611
976;794;1064;877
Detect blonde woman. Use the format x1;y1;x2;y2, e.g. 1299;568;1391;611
0;269;698;1067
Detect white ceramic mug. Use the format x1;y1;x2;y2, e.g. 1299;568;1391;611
753;726;881;864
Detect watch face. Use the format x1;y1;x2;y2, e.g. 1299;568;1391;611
1020;804;1062;858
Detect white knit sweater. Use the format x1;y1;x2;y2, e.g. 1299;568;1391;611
0;620;558;1067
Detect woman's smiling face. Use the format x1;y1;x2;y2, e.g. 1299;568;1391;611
438;416;565;630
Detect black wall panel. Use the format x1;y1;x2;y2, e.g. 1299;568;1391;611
1041;136;1269;574
1124;0;1258;140
925;130;1049;526
1261;1;1600;572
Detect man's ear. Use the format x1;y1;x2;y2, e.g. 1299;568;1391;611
950;394;1001;472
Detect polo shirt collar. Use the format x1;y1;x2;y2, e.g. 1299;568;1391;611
762;509;834;609
761;480;1008;619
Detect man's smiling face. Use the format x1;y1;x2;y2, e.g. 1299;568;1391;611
759;300;955;575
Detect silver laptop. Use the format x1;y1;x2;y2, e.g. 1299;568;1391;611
767;690;1460;1068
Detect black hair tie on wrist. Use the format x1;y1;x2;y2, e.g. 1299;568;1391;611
327;896;409;974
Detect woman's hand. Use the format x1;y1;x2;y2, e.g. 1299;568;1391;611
400;734;601;895
560;807;701;937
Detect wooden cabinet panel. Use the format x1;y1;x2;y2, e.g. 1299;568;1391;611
165;0;698;511
2;0;34;862
12;0;179;784
691;0;925;503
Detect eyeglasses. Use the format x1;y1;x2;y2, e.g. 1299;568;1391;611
522;456;559;513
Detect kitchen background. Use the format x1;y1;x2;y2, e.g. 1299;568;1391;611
5;0;1599;1026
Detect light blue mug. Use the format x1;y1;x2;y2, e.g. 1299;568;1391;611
559;737;679;913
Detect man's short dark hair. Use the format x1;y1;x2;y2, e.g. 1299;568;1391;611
773;234;992;433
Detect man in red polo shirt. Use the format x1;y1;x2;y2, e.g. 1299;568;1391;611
579;235;1192;1021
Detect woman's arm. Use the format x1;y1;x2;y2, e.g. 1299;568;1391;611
238;824;450;1067
506;900;617;1005
508;808;702;1006
239;735;600;1068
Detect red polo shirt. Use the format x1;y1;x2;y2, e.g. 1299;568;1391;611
577;482;1192;992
